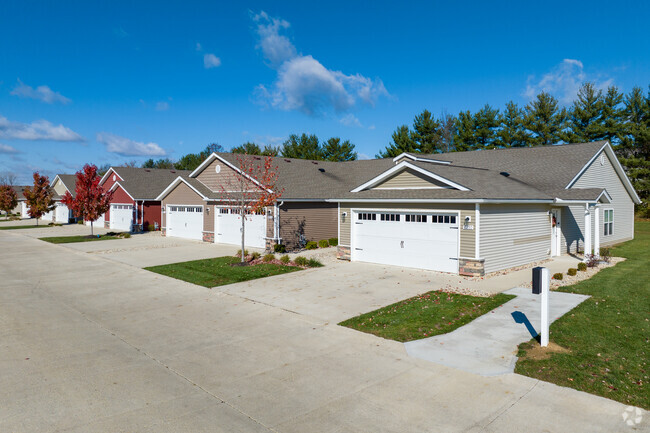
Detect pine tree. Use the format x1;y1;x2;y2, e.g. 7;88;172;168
281;134;322;160
598;86;625;146
621;86;650;159
261;145;280;156
454;110;478;151
411;109;441;153
322;137;357;161
231;142;262;155
565;82;603;143
495;101;528;148
474;104;500;149
376;125;417;158
523;92;568;146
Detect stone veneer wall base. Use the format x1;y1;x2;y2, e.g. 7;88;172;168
202;232;214;243
337;245;351;261
459;258;485;277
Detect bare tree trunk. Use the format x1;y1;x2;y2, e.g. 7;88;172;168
240;205;246;263
91;220;94;236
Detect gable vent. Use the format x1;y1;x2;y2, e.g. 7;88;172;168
500;171;510;177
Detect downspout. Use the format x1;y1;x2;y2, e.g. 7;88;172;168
275;201;284;243
134;200;138;232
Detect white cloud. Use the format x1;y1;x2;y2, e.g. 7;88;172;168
252;11;389;117
0;115;83;141
97;132;166;156
340;113;362;127
155;101;169;111
204;53;221;69
524;59;614;104
195;42;203;51
0;143;20;154
10;79;71;104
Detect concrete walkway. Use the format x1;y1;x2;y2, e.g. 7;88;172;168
405;287;590;376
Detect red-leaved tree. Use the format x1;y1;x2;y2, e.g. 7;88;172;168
62;164;114;235
23;172;56;225
220;154;283;263
0;184;18;220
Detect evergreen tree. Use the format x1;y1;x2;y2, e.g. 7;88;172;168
621;86;650;159
454;110;478;151
411;109;441;153
438;111;457;152
261;145;280;156
523;92;568;146
281;134;322;160
598;86;625;145
495;101;528;147
565;82;603;143
474;104;500;148
231;142;262;155
376;125;417;158
322;137;357;161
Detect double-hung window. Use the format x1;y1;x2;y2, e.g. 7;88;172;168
603;209;613;236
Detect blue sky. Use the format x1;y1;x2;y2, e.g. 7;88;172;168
1;0;649;184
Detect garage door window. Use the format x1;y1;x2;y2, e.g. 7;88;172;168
358;213;376;221
380;213;400;222
405;214;427;223
431;214;456;224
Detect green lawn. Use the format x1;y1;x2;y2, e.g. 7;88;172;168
515;220;650;409
40;234;124;244
0;224;55;230
145;256;302;288
339;291;515;342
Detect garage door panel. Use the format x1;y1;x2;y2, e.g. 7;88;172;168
167;206;203;240
110;204;133;231
353;211;459;273
216;209;265;248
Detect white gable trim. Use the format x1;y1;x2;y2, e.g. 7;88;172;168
50;175;69;193
99;167;123;186
189;153;273;193
565;142;641;204
155;177;208;201
392;152;452;165
109;181;136;201
350;161;470;193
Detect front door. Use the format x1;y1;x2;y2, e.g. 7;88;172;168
550;208;561;256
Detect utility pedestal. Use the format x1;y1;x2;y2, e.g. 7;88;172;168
532;267;550;347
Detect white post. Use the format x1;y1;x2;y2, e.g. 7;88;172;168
583;204;592;261
540;267;549;347
594;205;600;258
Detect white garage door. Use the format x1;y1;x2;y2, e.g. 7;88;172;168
352;211;459;273
21;202;30;218
86;213;105;227
55;203;70;223
216;208;266;248
167;205;203;240
42;208;54;221
110;204;133;231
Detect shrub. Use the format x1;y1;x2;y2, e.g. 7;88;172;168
307;258;324;267
147;224;155;231
328;237;338;247
577;262;587;271
262;254;275;263
567;268;577;276
599;247;611;263
251;252;261;260
280;254;290;264
77;220;83;224
123;233;131;239
305;241;318;250
294;256;308;266
585;254;599;268
318;239;329;248
274;244;286;253
552;272;563;280
236;249;249;258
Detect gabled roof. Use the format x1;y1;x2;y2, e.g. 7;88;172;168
105;167;192;200
10;185;29;201
52;174;79;198
155;174;213;201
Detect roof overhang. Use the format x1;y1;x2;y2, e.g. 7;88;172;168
328;198;553;204
189;152;273;193
392;152;452;165
350;161;470;193
155;176;208;201
565;141;641;204
553;189;613;205
99;167;124;186
50;175;71;193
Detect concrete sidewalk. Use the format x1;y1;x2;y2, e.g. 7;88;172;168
405;287;590;376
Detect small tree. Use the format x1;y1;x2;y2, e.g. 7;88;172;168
220;154;283;263
23;173;56;225
62;164;114;235
0;184;18;219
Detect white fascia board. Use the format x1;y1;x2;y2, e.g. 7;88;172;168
565;141;641;204
99;167;123;186
109;182;136;201
188;153;218;178
391;153;451;165
350;161;470;193
155;177;208;201
189;152;273;193
329;198;553;204
598;189;613;203
50;175;62;188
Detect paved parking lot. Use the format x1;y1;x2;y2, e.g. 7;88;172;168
0;227;646;432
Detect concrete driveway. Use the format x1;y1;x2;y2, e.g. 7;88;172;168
0;230;646;432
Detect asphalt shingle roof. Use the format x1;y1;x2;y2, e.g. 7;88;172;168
111;167;192;200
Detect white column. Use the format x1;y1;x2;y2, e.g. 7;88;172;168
583;204;592;261
594;205;600;258
475;203;480;259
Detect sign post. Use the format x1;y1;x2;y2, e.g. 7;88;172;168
532;267;550;347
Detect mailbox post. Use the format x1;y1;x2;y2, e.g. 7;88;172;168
532;267;550;347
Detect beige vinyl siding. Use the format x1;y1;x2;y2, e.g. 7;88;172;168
339;202;473;254
279;202;337;250
197;158;256;192
480;204;550;274
52;179;68;196
161;182;205;229
373;169;448;189
339;206;351;245
570;150;635;247
204;201;217;233
561;205;584;254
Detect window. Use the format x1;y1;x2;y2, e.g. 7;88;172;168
358;212;376;221
430;214;456;224
380;213;400;222
604;209;613;236
405;214;427;223
219;208;229;214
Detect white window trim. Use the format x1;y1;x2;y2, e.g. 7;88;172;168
603;208;614;236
